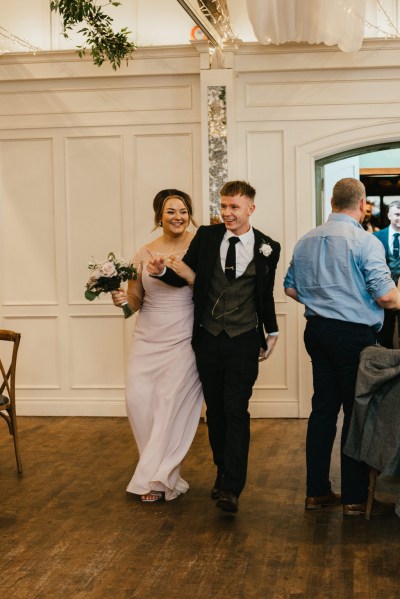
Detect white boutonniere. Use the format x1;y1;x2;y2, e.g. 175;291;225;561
259;241;273;257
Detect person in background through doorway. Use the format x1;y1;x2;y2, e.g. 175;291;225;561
362;201;380;232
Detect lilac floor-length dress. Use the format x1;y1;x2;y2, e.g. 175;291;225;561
125;247;203;500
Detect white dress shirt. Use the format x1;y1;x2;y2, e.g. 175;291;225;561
389;226;400;255
220;228;255;277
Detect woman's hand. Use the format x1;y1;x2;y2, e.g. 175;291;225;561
111;288;128;307
147;256;165;275
167;256;195;285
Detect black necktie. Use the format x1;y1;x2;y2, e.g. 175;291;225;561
225;237;240;280
394;233;400;259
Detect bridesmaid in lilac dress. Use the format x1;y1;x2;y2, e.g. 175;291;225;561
112;190;203;502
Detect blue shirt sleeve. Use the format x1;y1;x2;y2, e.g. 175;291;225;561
283;260;296;290
359;234;395;300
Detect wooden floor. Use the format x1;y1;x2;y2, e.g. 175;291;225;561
1;417;400;599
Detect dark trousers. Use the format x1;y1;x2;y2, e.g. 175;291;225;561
377;309;400;349
304;317;376;504
194;327;260;497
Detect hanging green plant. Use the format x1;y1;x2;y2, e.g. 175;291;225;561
50;0;136;70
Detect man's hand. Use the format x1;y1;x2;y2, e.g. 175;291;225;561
168;255;195;285
147;256;165;276
259;334;279;362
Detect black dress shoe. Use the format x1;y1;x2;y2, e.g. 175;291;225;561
216;491;239;513
211;486;223;499
210;474;224;499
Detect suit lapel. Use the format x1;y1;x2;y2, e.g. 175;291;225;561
203;224;226;289
384;228;390;257
253;228;266;281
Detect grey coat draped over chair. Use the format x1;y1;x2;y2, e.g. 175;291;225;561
344;345;400;516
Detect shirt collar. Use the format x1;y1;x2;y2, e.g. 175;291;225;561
327;213;363;229
389;226;400;239
224;227;255;245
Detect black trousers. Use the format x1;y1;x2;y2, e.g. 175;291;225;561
194;327;260;497
304;317;376;504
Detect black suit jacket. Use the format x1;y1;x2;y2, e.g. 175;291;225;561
161;224;281;349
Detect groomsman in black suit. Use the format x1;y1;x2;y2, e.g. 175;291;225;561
148;181;280;512
374;200;400;347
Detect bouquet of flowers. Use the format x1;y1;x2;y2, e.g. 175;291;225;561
85;251;137;318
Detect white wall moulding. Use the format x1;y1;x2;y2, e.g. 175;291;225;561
2;315;61;390
16;398;128;417
254;313;288;391
245;129;285;297
69;315;126;389
0;47;202;81
65;135;124;305
0;74;201;131
244;76;400;110
249;399;299;418
132;131;200;249
234;39;400;72
0;138;57;305
0;84;193;117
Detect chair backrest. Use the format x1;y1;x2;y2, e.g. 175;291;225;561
0;330;21;408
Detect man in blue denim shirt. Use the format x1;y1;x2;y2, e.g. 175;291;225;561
284;178;400;517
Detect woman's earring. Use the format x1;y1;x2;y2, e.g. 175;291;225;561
158;221;162;227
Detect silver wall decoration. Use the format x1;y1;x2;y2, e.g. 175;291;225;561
208;85;227;223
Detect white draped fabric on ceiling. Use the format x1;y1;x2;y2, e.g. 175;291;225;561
245;0;367;52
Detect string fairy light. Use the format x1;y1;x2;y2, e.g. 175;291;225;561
336;0;400;40
0;25;41;54
372;0;400;37
198;0;237;45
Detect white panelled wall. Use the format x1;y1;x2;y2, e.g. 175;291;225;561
2;37;400;416
0;48;202;416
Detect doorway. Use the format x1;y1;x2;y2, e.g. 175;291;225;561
315;142;400;226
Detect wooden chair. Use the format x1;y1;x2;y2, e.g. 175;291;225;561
365;467;379;521
0;329;22;474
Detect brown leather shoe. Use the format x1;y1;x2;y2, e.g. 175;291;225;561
305;491;341;510
343;499;395;517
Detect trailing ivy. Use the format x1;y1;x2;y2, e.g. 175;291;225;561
50;0;136;70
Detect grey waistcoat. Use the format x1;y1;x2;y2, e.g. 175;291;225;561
201;256;257;337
